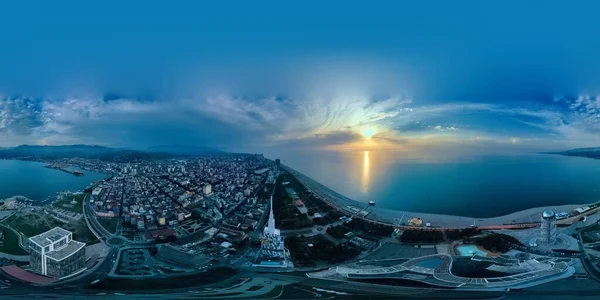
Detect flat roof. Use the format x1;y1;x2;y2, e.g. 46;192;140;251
254;168;270;174
45;240;85;261
29;227;71;247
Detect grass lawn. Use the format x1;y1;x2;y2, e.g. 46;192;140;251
98;218;118;234
0;224;28;255
3;213;58;237
3;210;99;244
53;193;85;214
61;220;100;245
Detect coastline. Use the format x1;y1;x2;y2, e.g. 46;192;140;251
1;195;34;203
0;159;108;203
283;165;598;229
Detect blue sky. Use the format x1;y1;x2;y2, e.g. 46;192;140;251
1;1;600;155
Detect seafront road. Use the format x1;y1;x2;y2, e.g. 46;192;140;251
283;165;597;231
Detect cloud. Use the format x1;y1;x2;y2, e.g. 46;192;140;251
0;97;44;136
1;91;600;154
187;95;412;145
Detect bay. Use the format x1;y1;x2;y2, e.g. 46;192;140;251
277;151;600;218
0;160;107;201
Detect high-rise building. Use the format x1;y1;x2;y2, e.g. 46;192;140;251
203;184;212;195
274;158;281;174
253;196;292;268
540;210;557;244
28;227;86;279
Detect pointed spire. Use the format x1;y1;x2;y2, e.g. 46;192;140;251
267;195;276;233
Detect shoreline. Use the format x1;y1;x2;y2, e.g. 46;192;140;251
1;195;35;203
0;159;108;203
283;165;598;229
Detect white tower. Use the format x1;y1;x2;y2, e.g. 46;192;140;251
254;196;291;267
265;196;279;236
540;210;557;244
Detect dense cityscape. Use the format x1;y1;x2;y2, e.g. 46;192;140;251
0;148;598;299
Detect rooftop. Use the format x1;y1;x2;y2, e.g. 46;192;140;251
542;210;555;219
29;227;71;247
45;240;85;261
0;265;57;285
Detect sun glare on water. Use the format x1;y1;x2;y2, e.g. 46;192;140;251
362;127;375;139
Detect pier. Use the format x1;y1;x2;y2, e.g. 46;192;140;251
44;165;84;176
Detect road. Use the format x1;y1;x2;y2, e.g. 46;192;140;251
82;192;105;241
578;227;600;283
285;166;549;232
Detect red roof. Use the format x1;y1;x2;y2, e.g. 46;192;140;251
295;199;304;206
147;228;177;239
0;265;57;285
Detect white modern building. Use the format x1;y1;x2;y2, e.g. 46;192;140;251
90;187;102;202
28;227;86;279
540;210;557;244
253;196;292;268
203;184;212;195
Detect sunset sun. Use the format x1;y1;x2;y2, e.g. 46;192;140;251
362;127;375;139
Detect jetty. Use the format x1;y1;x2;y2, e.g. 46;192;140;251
44;165;84;176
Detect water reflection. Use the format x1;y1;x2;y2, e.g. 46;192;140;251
361;150;370;193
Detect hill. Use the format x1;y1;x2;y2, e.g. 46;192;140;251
145;145;225;156
0;145;170;161
548;147;600;159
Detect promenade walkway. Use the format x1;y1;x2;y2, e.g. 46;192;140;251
283;165;598;230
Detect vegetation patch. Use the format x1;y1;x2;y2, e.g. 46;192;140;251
466;233;523;253
3;211;61;237
3;210;98;244
326;225;350;238
98;218;118;234
400;228;478;243
53;193;85;213
273;178;313;229
344;218;394;238
285;234;360;267
0;224;28;255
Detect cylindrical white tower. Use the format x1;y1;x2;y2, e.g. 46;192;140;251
540;210;557;243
